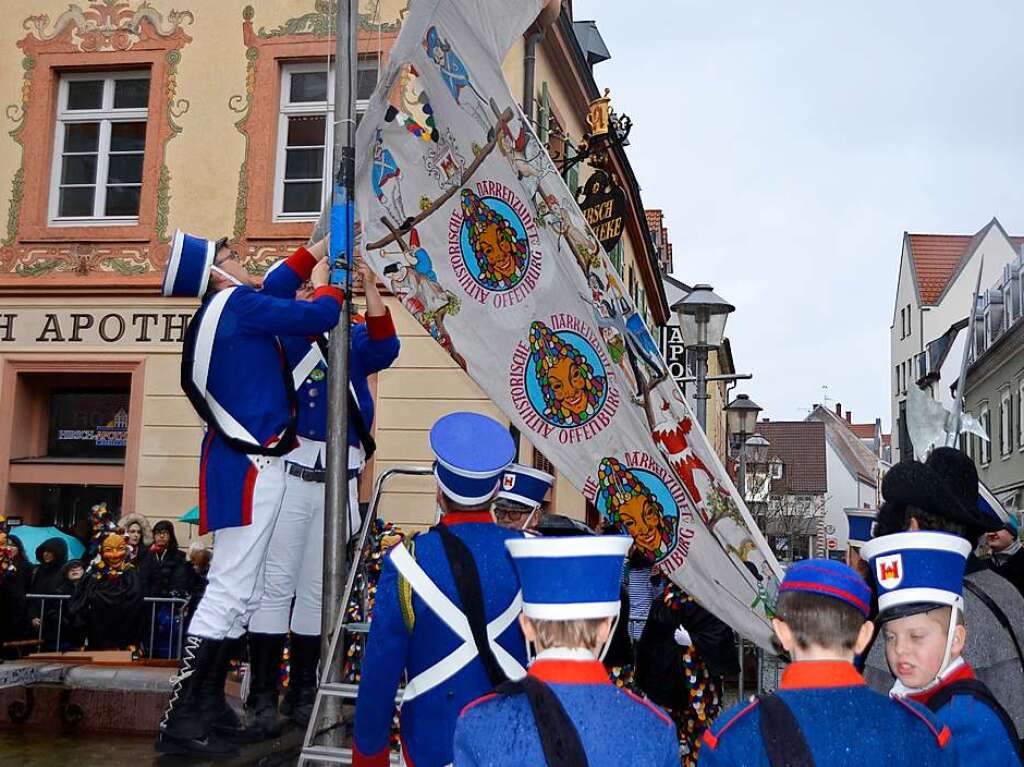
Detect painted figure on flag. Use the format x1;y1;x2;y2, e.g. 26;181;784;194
371;128;407;226
386;63;438;143
423;25;492;135
460;188;530;290
497;115;555;201
382;228;467;369
595;456;678;561
528;320;607;427
538;192;601;275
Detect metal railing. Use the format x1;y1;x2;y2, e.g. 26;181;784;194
735;636;786;700
25;593;189;659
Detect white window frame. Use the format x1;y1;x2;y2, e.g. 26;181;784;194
980;404;992;465
1000;387;1012;458
274;60;375;222
1018;379;1024;452
48;70;149;226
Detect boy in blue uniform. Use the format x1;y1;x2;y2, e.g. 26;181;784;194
453;534;678;767
864;531;1023;765
698;559;956;767
245;262;400;734
157;230;342;756
353;412;528;767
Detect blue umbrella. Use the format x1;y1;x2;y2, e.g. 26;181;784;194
9;525;86;565
179;506;200;525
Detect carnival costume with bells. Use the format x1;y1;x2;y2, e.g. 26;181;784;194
70;531;143;651
353;412;528;767
699;559;955;767
863;532;1024;765
454;534;680;767
157;230;342;757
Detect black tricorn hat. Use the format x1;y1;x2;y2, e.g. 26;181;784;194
533;514;595;537
881;447;1001;535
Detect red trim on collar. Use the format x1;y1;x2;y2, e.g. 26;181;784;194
528;659;611;686
440;511;495;526
780;661;866;690
910;662;976;707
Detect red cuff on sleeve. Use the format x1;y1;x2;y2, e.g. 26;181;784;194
285;246;317;281
314;285;345;305
365;308;396;340
352;744;391;767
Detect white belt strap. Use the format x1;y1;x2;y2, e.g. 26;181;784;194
389;544;526;701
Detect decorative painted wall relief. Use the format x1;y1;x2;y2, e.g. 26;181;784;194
1;1;194;283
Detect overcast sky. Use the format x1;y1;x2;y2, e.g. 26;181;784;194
574;1;1024;428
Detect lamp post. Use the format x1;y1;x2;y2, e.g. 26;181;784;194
725;394;764;499
672;285;735;430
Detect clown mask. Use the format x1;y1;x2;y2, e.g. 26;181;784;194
101;533;129;570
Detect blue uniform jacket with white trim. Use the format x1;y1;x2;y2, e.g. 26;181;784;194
281;310;400;448
697;661;957;767
353;512;528;767
192;247;342;533
453;657;679;767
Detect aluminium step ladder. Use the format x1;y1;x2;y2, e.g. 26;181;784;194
298;465;434;766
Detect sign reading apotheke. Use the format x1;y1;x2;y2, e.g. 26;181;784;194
0;308;194;346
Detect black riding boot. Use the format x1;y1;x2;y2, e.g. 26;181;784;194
155;635;238;757
280;632;321;726
244;631;286;739
201;635;250;740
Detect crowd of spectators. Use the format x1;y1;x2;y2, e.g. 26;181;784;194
0;513;211;659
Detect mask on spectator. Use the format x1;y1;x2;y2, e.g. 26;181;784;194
101;533;129;570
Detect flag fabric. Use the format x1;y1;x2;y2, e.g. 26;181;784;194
353;0;782;647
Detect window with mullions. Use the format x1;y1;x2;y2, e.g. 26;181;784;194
49;72;150;223
275;60;378;220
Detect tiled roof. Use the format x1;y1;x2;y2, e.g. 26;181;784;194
849;423;876;439
907;221;1024;306
908;234;975;306
753;421;827;495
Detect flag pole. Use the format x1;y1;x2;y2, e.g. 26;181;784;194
320;0;357;743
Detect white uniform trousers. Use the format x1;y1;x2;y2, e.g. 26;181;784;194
248;452;361;636
189;457;287;640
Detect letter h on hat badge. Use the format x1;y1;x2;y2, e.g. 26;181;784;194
876;553;903;589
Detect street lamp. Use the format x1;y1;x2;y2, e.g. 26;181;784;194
725;393;764;499
672;285;735;430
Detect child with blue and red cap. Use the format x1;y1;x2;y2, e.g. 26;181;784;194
698;558;956;767
864;532;1023;765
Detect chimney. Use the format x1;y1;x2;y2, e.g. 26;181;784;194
846;410;852;423
835;402;842;416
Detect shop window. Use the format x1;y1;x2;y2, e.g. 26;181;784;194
274;60;378;220
47;388;130;461
49;71;150;224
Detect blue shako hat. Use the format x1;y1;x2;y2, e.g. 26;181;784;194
162;229;219;297
497;463;555;509
778;558;871;618
860;531;971;622
506;535;632;620
430;412;515;506
845;509;876;548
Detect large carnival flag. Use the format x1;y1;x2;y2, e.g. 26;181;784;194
354;0;783;647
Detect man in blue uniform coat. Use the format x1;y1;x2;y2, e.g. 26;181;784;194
353;412;528;767
245;261;400;734
453;534;679;767
155;230;343;756
698;558;957;767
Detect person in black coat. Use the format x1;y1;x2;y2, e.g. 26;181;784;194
28;537;70;651
145;521;191;658
147;521;191;597
987;518;1024;598
0;521;29;659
